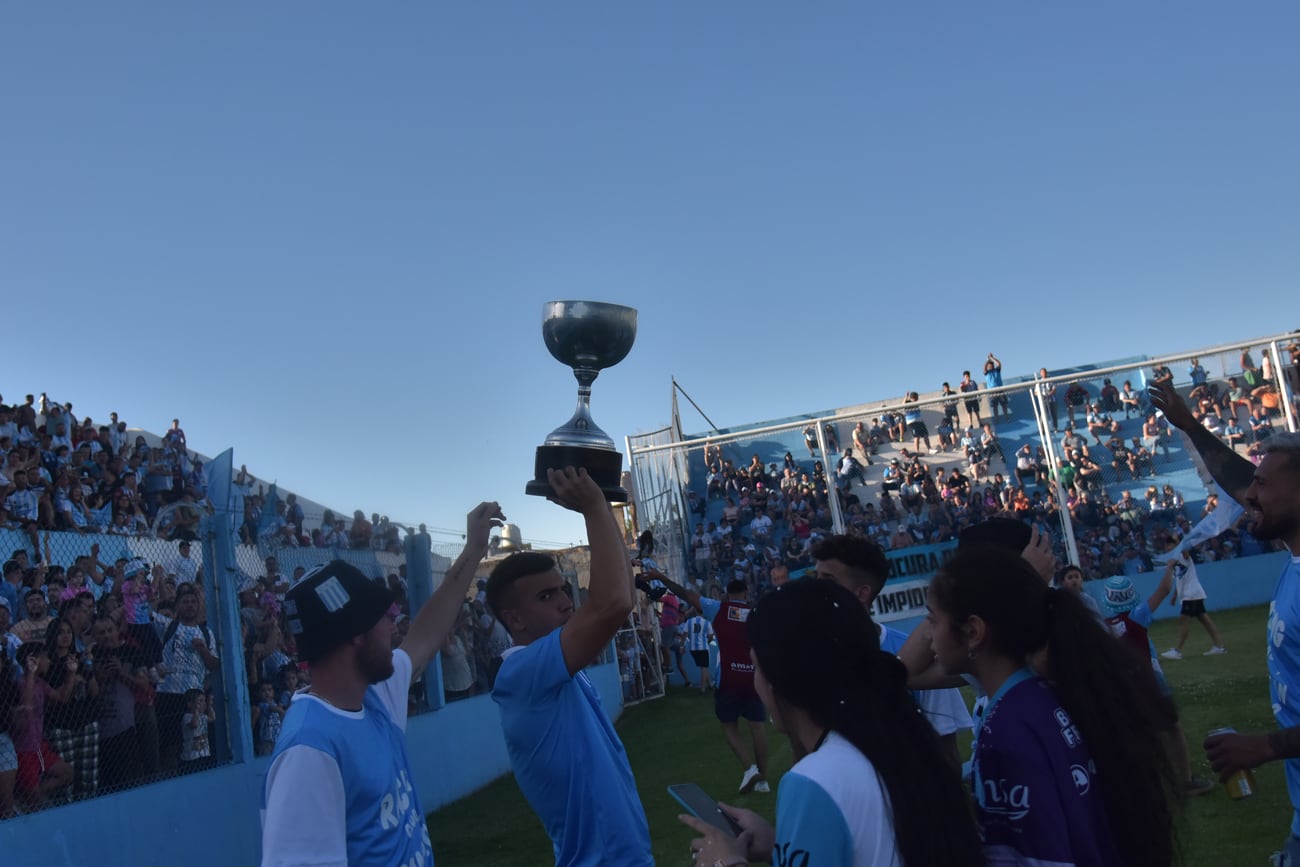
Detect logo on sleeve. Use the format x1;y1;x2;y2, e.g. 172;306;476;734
1069;763;1092;795
1054;707;1082;749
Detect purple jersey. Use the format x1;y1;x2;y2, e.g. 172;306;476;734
972;671;1120;867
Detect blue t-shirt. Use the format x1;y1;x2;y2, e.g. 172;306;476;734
972;671;1120;867
985;366;1003;390
493;629;652;866
1269;556;1300;835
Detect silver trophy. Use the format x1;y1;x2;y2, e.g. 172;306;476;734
526;300;638;503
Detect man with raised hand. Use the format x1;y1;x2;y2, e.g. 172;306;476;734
1149;381;1300;864
646;571;771;796
261;500;503;867
487;467;650;866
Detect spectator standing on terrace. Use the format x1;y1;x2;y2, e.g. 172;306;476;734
91;614;145;789
984;353;1010;420
959;370;981;429
0;645;18;817
262;500;502;867
1148;383;1300;862
44;615;100;800
165;540;201;586
345;509;371;548
802;424;818;458
902;391;932;454
823;423;840;454
851;421;875;464
155;583;218;772
487;469;652;866
14;642;75;809
163;419;186;450
14;589;52;644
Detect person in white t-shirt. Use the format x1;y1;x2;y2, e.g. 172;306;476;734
1158;538;1227;659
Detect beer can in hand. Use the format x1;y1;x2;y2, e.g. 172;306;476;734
1208;727;1257;799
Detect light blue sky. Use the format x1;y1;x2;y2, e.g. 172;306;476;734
4;3;1297;548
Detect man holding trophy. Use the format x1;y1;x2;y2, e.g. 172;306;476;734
488;302;654;865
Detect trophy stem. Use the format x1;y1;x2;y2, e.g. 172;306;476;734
573;365;600;432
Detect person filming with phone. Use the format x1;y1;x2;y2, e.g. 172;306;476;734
679;578;982;867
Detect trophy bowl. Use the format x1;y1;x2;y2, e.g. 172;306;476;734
526;301;638;503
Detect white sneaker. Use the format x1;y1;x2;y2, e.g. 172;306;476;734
753;781;771;793
1204;646;1228;656
1160;648;1183;660
739;765;761;793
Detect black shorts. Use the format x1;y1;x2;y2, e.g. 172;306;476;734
1180;599;1207;617
690;649;710;668
964;399;980;412
715;690;766;724
909;421;929;438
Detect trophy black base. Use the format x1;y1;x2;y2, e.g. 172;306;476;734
526;444;628;503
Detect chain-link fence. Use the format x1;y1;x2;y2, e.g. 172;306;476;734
0;483;512;817
1;531;229;809
626;334;1299;622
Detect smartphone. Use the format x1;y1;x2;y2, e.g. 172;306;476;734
668;783;742;837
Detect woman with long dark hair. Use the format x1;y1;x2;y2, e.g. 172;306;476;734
680;578;983;867
927;546;1178;867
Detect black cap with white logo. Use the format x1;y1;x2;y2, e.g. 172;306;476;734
284;560;395;662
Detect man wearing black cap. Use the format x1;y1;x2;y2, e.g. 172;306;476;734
261;500;503;867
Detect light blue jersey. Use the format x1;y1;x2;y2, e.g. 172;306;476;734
261;650;433;867
774;731;900;867
493;629;652;866
1269;556;1300;836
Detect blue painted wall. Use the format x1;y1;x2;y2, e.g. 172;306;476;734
1;661;624;867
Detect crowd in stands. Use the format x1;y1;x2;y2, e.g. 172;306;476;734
0;394;204;541
686;346;1299;598
0;388;437;817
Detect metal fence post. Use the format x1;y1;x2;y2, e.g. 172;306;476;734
404;531;443;710
201;506;254;764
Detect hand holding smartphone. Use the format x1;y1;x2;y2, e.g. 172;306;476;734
668;783;742;837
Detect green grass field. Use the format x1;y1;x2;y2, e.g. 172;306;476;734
428;603;1287;866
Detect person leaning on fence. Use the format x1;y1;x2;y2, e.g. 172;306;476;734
260;501;502;867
